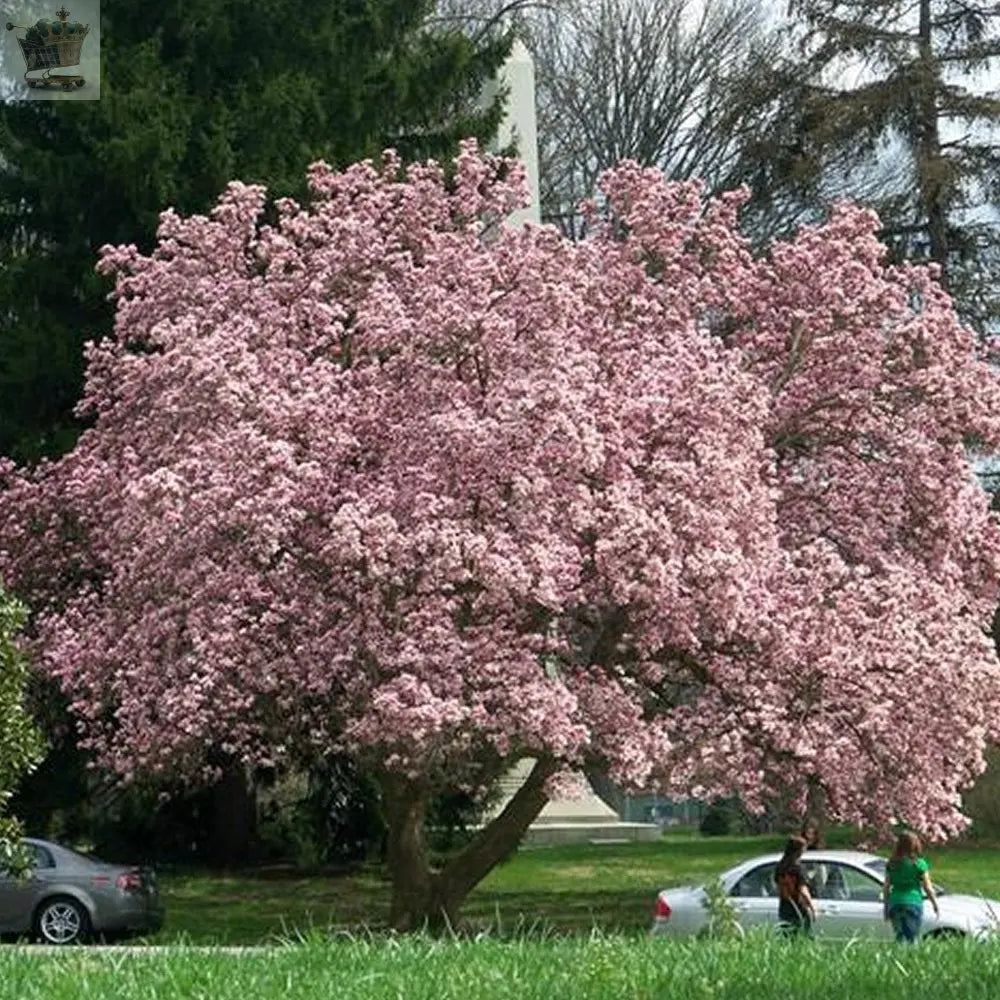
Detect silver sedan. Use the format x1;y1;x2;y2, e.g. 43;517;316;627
652;849;1000;940
0;838;163;944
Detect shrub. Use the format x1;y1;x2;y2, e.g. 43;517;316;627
700;798;741;836
0;586;44;869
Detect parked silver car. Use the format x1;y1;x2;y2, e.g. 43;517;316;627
0;838;163;944
652;849;1000;940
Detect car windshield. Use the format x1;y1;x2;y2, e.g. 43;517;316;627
864;857;946;895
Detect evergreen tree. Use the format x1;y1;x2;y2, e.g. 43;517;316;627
0;0;511;462
782;0;1000;329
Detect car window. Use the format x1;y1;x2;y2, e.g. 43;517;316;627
61;845;103;866
28;844;55;869
803;861;882;902
1;841;47;876
730;863;777;898
864;857;946;894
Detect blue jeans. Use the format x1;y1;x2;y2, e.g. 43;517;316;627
889;903;923;943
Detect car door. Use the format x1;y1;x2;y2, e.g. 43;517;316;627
728;862;781;931
0;856;23;932
803;860;891;940
0;843;51;933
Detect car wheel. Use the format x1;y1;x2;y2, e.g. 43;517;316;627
926;927;964;940
34;897;89;945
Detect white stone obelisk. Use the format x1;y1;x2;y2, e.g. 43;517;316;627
476;39;659;845
481;37;541;227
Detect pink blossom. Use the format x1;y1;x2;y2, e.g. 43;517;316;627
2;143;1000;837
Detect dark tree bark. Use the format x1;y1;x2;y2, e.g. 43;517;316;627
380;756;557;931
804;776;828;847
204;765;257;865
381;772;435;931
916;0;948;274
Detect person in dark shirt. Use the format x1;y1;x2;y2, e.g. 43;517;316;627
774;835;816;937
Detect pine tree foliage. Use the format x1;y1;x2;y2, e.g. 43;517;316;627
784;0;1000;329
0;0;511;462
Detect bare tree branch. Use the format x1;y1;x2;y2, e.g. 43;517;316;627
521;0;797;237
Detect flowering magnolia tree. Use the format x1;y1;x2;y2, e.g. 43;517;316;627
3;141;1000;928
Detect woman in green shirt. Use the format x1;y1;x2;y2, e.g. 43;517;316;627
882;831;939;943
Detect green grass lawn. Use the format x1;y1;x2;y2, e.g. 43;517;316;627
6;831;1000;1000
4;935;1000;1000
151;829;1000;945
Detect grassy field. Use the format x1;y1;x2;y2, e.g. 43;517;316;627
3;935;1000;1000
5;831;1000;1000
153;829;1000;944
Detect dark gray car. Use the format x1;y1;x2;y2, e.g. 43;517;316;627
0;838;163;944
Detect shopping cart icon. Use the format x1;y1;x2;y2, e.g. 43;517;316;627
5;5;89;90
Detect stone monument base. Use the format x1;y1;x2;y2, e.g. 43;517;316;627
480;759;661;846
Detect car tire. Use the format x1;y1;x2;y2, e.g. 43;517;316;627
34;897;90;945
926;927;964;940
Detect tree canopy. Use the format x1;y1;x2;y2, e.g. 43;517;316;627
2;144;1000;927
0;0;511;463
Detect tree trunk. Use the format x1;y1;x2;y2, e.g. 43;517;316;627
432;756;557;925
381;757;558;932
916;0;948;277
204;764;257;865
380;772;434;931
804;775;827;844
